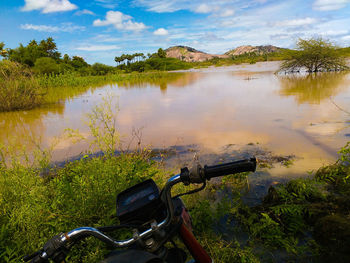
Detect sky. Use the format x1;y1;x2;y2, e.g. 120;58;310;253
1;0;350;65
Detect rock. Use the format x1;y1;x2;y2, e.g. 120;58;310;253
225;45;281;56
263;186;280;204
165;46;228;62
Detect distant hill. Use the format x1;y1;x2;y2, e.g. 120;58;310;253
225;45;282;56
165;46;228;62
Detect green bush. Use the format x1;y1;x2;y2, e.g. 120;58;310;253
91;63;115;75
33;57;60;75
0;60;44;112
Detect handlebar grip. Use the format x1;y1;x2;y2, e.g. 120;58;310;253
203;157;256;180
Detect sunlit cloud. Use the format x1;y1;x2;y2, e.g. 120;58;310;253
195;4;212;13
75;9;95;16
219;9;235;17
21;0;77;13
93;11;147;31
274;17;317;27
75;44;120;51
20;23;85;32
154;28;169;36
313;0;350;11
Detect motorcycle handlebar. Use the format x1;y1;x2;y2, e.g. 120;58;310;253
204;157;256;180
25;158;256;262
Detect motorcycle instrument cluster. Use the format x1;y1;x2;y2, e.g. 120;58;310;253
116;179;164;224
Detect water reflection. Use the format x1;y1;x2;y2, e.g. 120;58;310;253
0;103;65;160
1;62;350;177
117;72;201;94
278;72;348;104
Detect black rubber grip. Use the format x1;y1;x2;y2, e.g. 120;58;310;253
203;157;256;180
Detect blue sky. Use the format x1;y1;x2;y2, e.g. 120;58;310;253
1;0;350;65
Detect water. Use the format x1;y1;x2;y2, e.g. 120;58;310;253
1;61;350;179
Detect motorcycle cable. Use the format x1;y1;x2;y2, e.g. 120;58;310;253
172;181;206;199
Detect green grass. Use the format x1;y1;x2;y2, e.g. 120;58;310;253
0;153;167;262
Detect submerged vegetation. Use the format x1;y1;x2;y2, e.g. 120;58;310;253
0;59;180;112
279;38;349;73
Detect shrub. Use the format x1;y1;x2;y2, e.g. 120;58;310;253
91;63;115;75
0;60;44;112
33;57;60;75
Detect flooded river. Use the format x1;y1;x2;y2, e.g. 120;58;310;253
1;61;350;179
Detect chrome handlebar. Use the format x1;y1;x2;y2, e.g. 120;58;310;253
26;157;256;262
34;174;182;261
60;218;168;248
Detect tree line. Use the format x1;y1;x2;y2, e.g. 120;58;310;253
0;38;116;75
0;38;190;75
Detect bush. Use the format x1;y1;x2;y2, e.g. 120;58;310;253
91;63;115;75
0;60;44;112
33;57;60;75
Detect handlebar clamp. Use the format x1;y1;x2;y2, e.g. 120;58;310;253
180;165;205;185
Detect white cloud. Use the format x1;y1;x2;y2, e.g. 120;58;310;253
274;17;317;27
21;0;77;13
95;0;118;9
134;0;263;13
195;4;212;13
341;35;350;40
75;45;120;51
75;9;95;15
20;23;85;32
321;30;348;36
220;9;234;17
135;0;179;12
93;11;147;31
313;0;350;11
154;28;169;36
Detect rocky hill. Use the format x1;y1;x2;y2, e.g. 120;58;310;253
225;45;281;56
165;46;228;62
164;45;282;62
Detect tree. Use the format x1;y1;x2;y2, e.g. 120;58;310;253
279;38;349;73
39;37;61;60
70;56;89;68
0;42;6;57
63;54;71;63
157;48;166;58
6;38;61;66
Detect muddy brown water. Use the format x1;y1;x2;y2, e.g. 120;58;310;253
1;61;350;180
